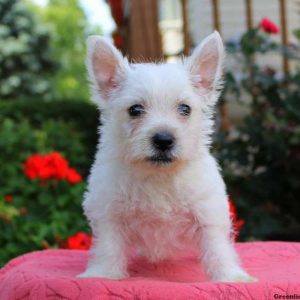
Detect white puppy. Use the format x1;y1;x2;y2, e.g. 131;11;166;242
79;32;255;282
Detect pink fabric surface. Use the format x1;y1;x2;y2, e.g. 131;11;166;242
1;242;300;300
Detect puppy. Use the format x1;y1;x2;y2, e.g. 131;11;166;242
79;32;255;282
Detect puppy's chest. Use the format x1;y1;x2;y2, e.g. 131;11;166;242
112;186;200;250
116;205;199;251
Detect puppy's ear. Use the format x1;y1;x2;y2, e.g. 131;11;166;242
187;31;224;97
86;36;128;102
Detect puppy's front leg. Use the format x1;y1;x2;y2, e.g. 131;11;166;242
78;219;128;279
195;198;256;282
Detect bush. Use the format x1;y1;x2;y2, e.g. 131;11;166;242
0;99;99;266
215;19;300;241
0;0;57;100
0;99;99;176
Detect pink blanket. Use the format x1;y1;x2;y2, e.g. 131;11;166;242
1;242;300;299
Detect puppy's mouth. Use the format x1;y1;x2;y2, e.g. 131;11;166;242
146;153;175;166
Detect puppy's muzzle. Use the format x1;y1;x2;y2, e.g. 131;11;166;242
147;131;176;165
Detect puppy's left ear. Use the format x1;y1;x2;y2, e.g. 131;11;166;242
187;31;224;98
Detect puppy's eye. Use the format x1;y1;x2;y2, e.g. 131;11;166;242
177;104;191;116
128;104;145;117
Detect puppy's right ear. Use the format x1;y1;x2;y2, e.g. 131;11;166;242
86;36;128;102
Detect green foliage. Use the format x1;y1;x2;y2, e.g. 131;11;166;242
216;26;300;240
0;0;102;101
227;28;278;59
0;99;99;175
0;0;57;100
34;0;102;100
0;100;99;265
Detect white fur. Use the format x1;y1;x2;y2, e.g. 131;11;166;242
79;32;256;282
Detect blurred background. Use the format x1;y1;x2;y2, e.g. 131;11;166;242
1;0;300;266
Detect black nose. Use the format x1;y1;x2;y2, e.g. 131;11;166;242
152;132;175;151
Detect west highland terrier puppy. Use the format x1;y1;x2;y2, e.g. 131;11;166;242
79;32;256;282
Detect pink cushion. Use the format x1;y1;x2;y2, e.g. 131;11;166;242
1;242;300;299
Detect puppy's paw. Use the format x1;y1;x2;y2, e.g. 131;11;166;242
215;269;257;283
224;273;257;283
78;268;128;279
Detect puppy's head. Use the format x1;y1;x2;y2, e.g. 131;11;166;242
86;32;224;170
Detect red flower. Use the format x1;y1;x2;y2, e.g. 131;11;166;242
260;18;280;34
62;232;92;250
44;152;69;180
24;154;50;180
23;152;82;184
113;31;123;49
4;195;13;203
66;168;82;184
228;197;245;241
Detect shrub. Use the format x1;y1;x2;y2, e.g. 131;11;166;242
0;100;98;265
216;19;300;241
0;99;99;176
0;150;87;265
0;0;57;100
